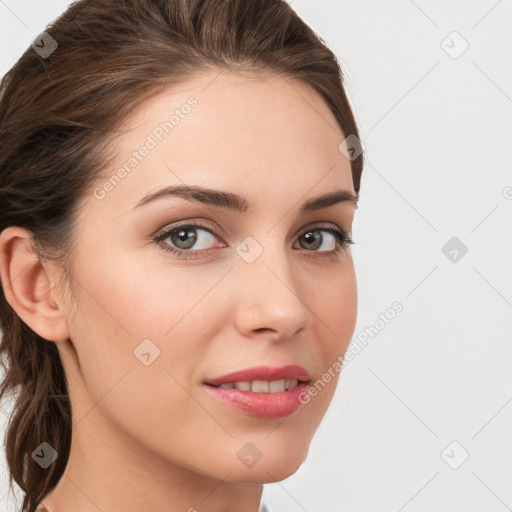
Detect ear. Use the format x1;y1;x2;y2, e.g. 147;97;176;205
0;226;70;343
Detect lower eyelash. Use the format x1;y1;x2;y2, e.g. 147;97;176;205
158;245;211;260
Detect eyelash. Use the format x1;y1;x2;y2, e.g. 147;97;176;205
152;219;354;261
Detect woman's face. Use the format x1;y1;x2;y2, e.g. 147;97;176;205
55;70;358;484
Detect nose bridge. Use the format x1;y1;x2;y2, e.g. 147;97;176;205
232;232;311;338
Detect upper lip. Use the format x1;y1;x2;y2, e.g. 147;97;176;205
204;365;311;386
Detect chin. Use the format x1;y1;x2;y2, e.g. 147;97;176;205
222;443;309;484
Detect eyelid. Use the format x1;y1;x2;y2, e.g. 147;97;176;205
153;218;228;243
299;221;348;235
153;218;350;244
297;221;352;242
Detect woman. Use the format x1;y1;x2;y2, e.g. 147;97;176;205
0;0;364;511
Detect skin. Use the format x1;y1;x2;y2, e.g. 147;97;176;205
0;69;358;512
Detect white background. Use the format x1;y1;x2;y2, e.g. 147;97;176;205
1;1;511;511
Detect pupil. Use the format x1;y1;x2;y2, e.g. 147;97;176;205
172;228;196;249
304;231;321;249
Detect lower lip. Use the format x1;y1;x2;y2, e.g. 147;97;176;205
203;382;310;419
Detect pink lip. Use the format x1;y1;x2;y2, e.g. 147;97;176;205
203;381;310;419
203;364;311;387
203;365;311;419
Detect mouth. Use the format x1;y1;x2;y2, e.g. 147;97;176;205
202;365;312;418
203;379;312;419
203;364;311;390
204;378;311;393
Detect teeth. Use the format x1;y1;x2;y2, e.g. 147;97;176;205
217;379;300;392
287;379;298;390
269;379;285;392
251;380;269;392
234;381;252;391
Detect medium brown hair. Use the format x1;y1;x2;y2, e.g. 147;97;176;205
0;0;364;510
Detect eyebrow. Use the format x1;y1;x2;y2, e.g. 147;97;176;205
133;184;358;214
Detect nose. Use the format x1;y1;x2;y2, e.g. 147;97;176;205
232;242;312;341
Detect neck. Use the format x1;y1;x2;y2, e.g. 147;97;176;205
39;394;264;512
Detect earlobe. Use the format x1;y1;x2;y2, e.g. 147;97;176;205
0;226;70;343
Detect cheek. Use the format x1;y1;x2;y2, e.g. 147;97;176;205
306;264;357;401
310;262;358;352
66;248;225;396
73;244;213;338
64;255;216;458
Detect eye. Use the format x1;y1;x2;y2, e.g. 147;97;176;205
153;220;224;259
152;220;354;260
293;225;354;258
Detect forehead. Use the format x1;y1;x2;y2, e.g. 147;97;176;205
88;69;354;216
